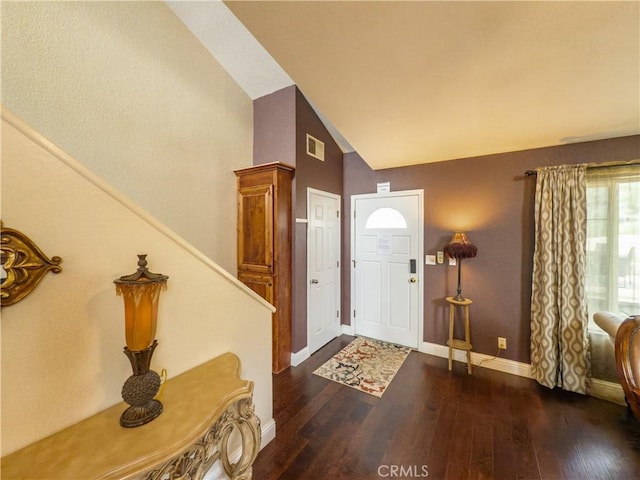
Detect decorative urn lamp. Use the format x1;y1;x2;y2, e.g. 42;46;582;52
443;232;477;301
114;254;168;428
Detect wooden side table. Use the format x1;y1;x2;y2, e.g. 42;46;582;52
446;296;473;374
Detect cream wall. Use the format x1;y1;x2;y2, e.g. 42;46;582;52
1;110;274;457
1;0;273;459
1;1;252;273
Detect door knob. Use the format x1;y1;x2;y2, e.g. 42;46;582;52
409;277;417;283
311;279;319;284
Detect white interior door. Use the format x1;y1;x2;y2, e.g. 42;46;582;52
352;190;423;349
307;189;341;354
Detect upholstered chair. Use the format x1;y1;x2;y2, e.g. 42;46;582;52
594;311;626;344
615;315;640;421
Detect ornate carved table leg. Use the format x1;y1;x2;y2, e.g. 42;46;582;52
218;398;261;480
145;397;261;480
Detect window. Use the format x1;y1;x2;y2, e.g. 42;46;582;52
365;208;407;229
585;165;640;330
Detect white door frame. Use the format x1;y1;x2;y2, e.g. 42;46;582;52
307;188;342;354
350;189;424;348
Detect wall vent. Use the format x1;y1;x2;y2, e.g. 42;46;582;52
306;134;325;161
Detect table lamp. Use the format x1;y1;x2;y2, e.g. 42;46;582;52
443;232;477;301
114;254;168;427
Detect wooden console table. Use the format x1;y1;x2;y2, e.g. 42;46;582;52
1;352;261;480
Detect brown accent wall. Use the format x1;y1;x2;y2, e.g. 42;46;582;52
255;85;639;363
293;88;344;352
342;135;640;363
253;86;296;166
253;86;344;353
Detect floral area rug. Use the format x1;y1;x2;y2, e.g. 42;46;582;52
313;337;411;397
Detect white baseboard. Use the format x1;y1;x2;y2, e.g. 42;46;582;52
420;341;533;378
341;324;355;336
591;378;626;406
421;342;627;406
292;326;355;367
204;417;276;480
291;347;310;367
260;417;277;447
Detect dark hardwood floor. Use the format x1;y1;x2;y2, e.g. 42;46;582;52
253;335;640;480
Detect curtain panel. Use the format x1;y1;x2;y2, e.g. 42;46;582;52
530;164;590;394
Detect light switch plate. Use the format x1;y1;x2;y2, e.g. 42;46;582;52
437;251;444;264
449;257;457;266
425;255;436;265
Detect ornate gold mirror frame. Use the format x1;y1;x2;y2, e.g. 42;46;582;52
1;222;62;306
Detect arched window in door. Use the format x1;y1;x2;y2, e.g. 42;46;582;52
365;207;407;229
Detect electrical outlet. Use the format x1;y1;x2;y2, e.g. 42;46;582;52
498;337;507;350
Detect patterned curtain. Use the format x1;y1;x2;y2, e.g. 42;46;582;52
530;164;590;394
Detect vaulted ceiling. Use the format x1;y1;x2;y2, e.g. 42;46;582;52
170;1;639;170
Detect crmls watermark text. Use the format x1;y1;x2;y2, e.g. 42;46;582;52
377;465;429;478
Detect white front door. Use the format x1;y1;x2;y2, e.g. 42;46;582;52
352;190;423;349
307;189;341;354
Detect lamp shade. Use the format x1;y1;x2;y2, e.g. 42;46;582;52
114;255;168;351
443;232;477;259
443;232;477;301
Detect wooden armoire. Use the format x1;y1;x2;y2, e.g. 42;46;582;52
234;162;294;373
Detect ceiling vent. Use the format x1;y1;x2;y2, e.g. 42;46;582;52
306;134;325;161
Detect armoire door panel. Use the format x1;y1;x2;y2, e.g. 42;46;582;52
237;184;273;273
237;272;274;305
